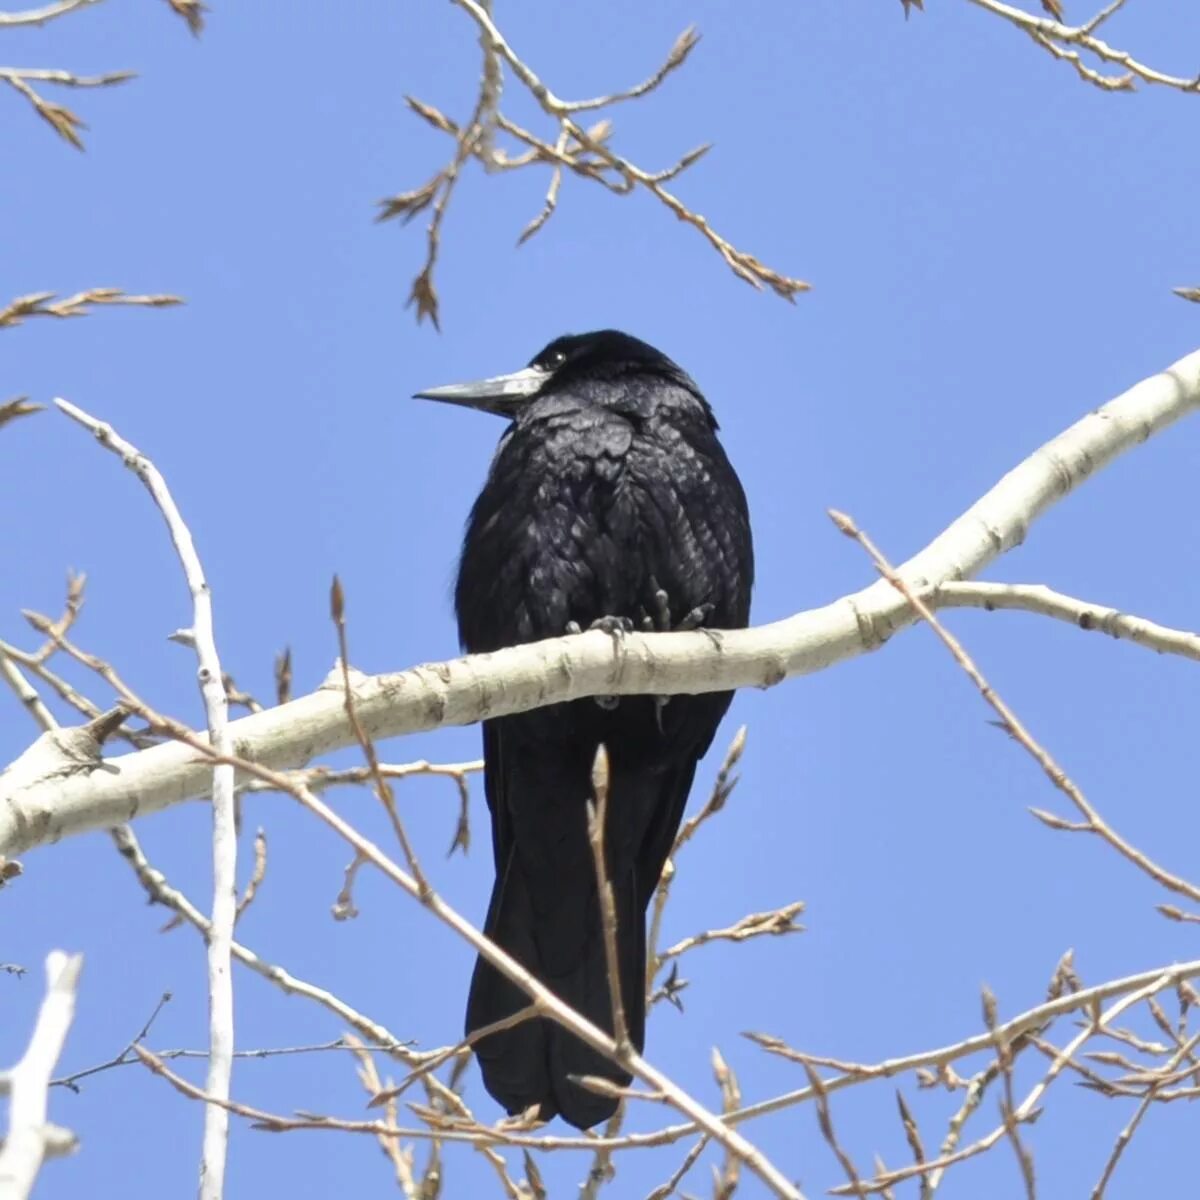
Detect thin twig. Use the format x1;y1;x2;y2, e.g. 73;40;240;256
55;1039;380;1091
235;829;268;923
0;397;43;430
829;975;1173;1195
644;1135;709;1199
739;958;1200;1147
109;824;415;1058
161;0;206;36
647;728;746;1000
0;73;134;147
330;576;433;899
832;509;1200;906
368;1005;540;1108
50;992;171;1092
0;288;177;327
803;1063;866;1198
658;901;804;963
926;1058;1005;1194
1087;1031;1200;1196
982;985;1037;1198
588;744;631;1055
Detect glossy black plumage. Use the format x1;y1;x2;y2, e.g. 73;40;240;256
423;330;753;1130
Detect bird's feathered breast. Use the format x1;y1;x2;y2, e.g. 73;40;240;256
456;374;752;655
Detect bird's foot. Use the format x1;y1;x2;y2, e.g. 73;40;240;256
637;584;717;728
638;586;714;635
565;615;635;637
565;616;633;710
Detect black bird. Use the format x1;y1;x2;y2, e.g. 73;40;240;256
416;330;753;1130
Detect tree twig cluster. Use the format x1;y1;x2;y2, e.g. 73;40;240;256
904;0;1200;97
379;1;810;329
0;0;204;149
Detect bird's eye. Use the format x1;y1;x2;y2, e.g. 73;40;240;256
541;349;567;370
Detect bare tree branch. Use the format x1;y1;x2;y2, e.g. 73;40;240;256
0;71;135;147
957;0;1200;93
55;398;237;1200
0;0;101;28
0;952;83;1198
738;957;1200;1141
0;289;181;328
828;973;1171;1195
0;398;42;430
588;745;632;1056
933;581;1200;662
51;991;171;1092
161;0;206;36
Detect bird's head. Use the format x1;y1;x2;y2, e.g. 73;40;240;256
414;330;696;418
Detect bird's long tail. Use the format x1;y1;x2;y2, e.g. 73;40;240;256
465;853;645;1130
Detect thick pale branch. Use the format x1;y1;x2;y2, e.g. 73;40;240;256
0;952;83;1198
3;347;1200;858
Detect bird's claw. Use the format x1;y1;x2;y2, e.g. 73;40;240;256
638;580;715;635
565;615;634;637
676;603;715;632
565;616;632;711
651;587;671;632
591;615;634;636
636;584;717;728
566;599;711;722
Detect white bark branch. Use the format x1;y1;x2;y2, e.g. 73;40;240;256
0;951;83;1200
54;399;236;1200
933;581;1200;661
0;652;55;731
0;0;100;27
2;347;1199;858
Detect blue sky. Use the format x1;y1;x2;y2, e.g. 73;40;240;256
4;2;1200;1196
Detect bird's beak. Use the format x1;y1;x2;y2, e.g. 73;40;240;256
413;365;548;416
